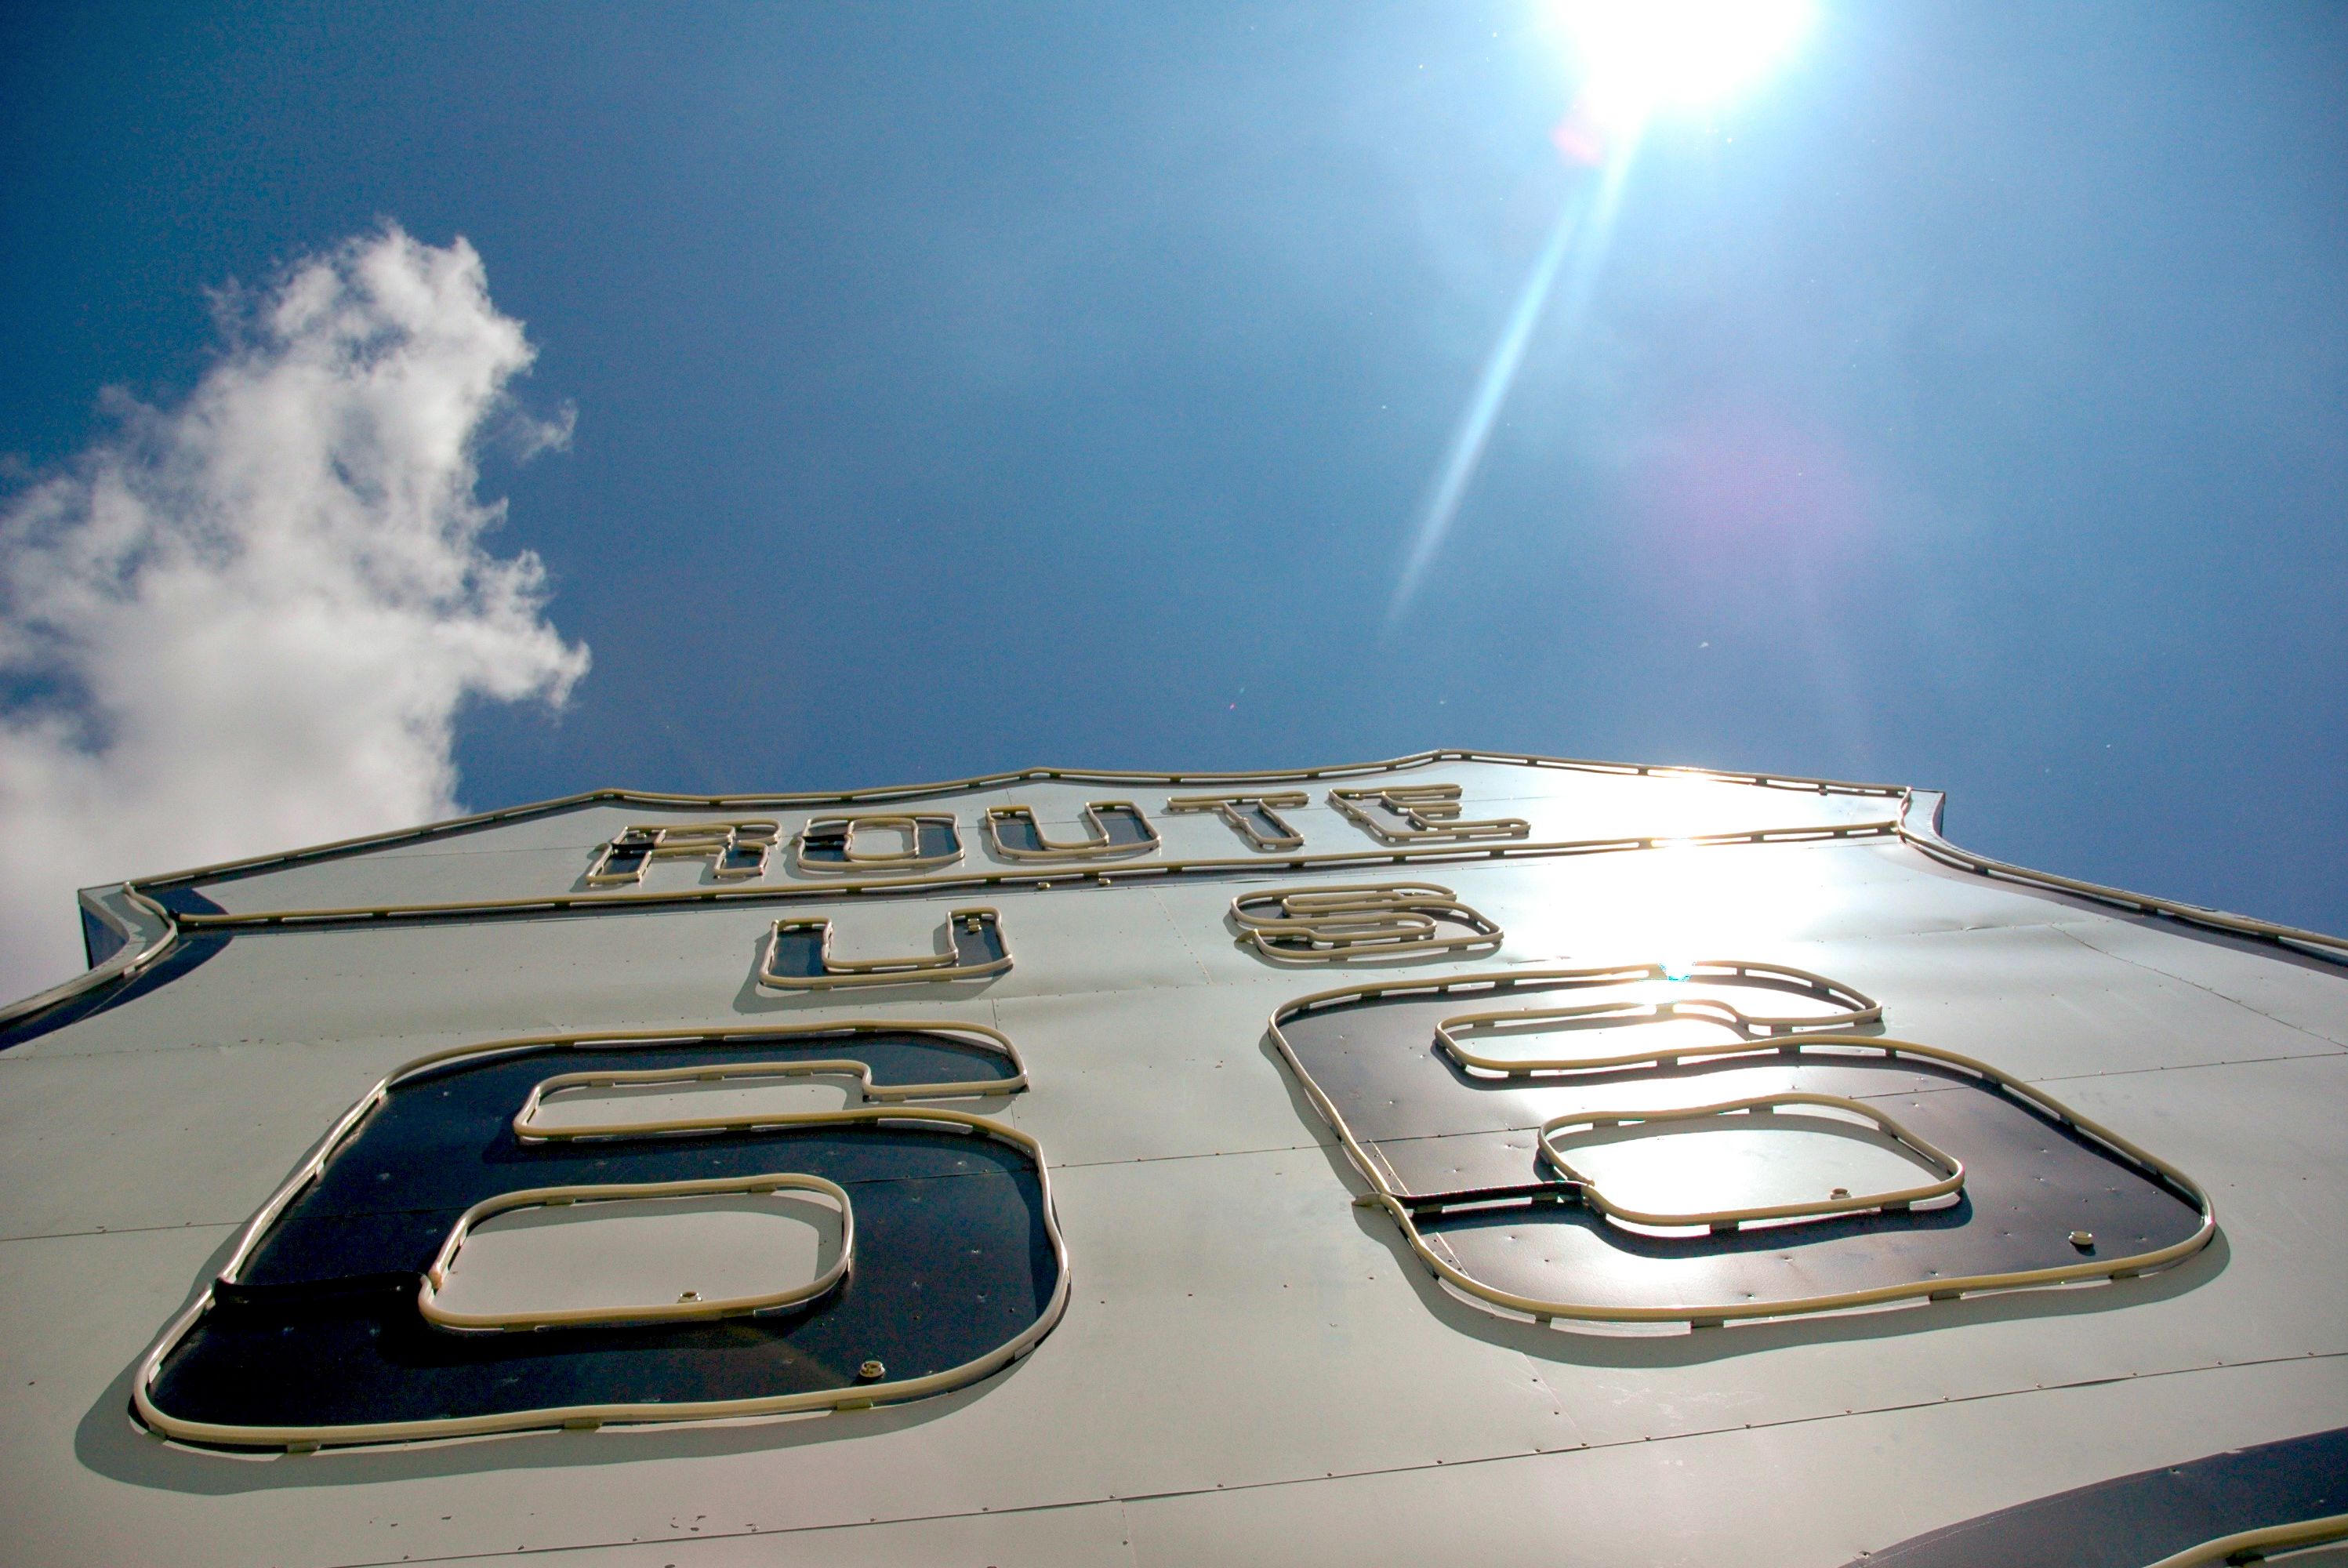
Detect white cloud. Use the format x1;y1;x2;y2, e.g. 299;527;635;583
0;226;590;1004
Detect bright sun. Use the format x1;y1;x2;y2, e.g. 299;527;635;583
1541;0;1816;130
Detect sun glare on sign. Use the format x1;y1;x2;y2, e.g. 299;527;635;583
1541;0;1816;133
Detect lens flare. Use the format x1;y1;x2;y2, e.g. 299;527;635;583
1386;4;1818;622
1387;151;1635;622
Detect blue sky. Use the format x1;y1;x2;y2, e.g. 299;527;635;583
2;1;2343;971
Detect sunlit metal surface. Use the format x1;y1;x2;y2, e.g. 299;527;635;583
0;751;2341;1563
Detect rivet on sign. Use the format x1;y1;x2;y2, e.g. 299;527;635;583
858;1359;886;1381
2069;1230;2096;1250
1829;1188;1851;1200
678;1290;701;1302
